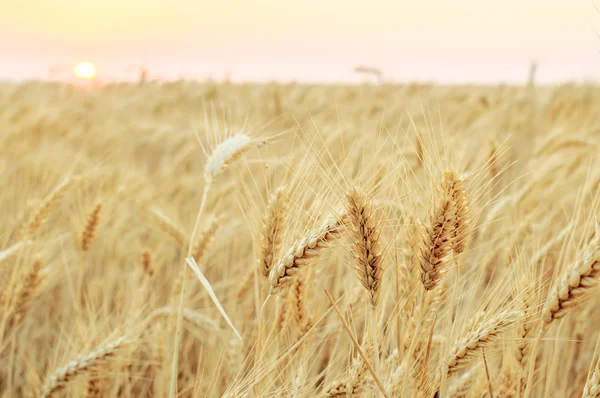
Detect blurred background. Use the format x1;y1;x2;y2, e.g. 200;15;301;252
1;0;599;84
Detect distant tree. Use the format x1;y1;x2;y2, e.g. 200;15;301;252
354;66;383;83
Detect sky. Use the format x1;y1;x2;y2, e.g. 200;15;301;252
1;0;599;84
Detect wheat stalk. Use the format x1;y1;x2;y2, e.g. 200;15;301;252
149;306;221;331
0;240;31;263
171;134;255;397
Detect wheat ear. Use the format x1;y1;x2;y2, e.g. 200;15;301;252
325;342;374;397
203;134;253;185
419;172;455;290
151;207;187;248
450;175;470;254
345;186;384;306
85;378;104;398
8;257;46;327
259;187;288;279
291;271;312;335
583;360;600;398
515;276;536;392
274;293;290;333
0;240;32;307
40;336;129;398
141;250;153;277
542;233;600;326
81;202;103;252
496;354;520;398
445;309;522;376
269;212;347;295
192;215;222;262
22;176;78;238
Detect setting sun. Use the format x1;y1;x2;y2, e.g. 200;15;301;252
74;62;96;80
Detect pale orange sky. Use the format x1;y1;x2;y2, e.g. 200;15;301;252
1;0;599;83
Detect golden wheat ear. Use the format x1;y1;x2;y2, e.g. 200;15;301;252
268;211;347;296
7;257;46;328
22;176;79;239
345;185;384;307
259;187;288;279
81;201;103;252
542;229;600;327
418;172;456;291
445;309;522;377
583;358;600;398
150;207;187;248
191;215;222;262
40;335;130;398
324;342;374;397
140;250;153;277
449;175;470;255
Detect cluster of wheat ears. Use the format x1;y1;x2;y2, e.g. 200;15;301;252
0;81;599;397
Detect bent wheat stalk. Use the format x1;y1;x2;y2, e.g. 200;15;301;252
170;133;254;398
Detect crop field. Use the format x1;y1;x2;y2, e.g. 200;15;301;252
0;81;599;397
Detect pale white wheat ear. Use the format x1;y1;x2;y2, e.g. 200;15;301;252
419;171;456;291
170;133;255;398
204;134;253;186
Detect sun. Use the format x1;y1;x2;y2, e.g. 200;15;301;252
74;62;96;80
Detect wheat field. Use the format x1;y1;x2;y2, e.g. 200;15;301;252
0;80;599;398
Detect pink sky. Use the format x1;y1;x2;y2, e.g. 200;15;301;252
1;0;599;83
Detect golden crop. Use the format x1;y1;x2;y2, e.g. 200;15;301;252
0;80;598;397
